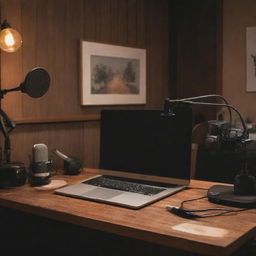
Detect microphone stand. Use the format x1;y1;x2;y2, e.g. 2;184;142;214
0;109;15;163
0;87;19;163
0;67;50;188
168;94;233;123
0;107;27;188
163;96;256;207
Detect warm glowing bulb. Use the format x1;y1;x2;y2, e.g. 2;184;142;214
0;28;22;53
5;33;15;46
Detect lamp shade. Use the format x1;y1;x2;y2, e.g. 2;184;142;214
0;27;22;53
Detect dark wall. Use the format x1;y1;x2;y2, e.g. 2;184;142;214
0;0;222;170
169;0;222;121
0;0;171;169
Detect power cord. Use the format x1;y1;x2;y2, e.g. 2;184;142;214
166;192;249;219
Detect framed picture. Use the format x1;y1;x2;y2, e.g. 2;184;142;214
246;27;256;92
81;41;146;105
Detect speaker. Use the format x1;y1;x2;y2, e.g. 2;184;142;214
0;162;27;188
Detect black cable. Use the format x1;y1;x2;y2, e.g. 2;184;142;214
179;101;248;139
166;194;249;219
164;98;249;141
180;195;208;208
176;94;232;123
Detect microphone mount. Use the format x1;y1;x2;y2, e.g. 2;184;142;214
0;86;21;99
163;95;248;144
163;95;256;205
0;67;50;188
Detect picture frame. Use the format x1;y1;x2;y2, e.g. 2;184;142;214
246;27;256;92
81;41;146;105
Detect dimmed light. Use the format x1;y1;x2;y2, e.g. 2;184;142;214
0;19;22;53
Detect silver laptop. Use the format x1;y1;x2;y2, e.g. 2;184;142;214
55;108;192;209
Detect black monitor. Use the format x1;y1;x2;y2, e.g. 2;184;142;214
100;107;192;181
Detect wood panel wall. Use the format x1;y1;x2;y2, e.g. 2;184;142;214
169;0;222;121
0;0;171;169
222;0;256;122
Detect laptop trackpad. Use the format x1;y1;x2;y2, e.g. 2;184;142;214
82;188;124;200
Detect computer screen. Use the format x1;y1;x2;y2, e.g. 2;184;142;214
100;107;192;180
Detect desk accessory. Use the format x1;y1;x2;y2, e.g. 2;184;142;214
166;195;248;219
163;95;256;207
34;179;67;191
0;67;50;188
53;149;82;175
29;144;52;186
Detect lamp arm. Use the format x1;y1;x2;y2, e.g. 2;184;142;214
171;95;232;123
0;109;15;163
0;116;11;163
165;99;248;140
0;109;15;132
0;86;21;99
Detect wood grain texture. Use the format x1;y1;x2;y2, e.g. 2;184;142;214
0;0;172;169
15;114;100;124
0;168;255;256
169;0;222;120
10;122;86;169
1;0;171;119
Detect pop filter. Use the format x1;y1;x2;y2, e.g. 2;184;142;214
20;67;50;98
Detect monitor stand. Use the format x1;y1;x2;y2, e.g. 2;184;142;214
207;185;256;208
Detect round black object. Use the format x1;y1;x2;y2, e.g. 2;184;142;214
234;173;256;196
0;162;27;188
64;157;82;175
29;161;51;186
20;67;50;98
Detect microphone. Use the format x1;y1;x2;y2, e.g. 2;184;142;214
29;144;52;186
53;149;82;175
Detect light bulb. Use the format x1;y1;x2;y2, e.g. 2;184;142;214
0;27;22;53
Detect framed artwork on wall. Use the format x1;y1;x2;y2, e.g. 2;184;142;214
246;27;256;92
81;41;146;105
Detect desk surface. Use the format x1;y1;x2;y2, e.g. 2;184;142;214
0;168;256;256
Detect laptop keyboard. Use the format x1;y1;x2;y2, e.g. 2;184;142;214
83;175;168;196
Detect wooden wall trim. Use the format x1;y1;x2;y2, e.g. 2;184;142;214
15;114;100;125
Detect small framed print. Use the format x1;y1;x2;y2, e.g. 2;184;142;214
246;27;256;92
81;41;146;105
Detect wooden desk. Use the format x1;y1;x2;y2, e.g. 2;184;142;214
0;168;255;256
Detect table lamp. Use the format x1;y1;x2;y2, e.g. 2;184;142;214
163;95;256;207
0;67;50;188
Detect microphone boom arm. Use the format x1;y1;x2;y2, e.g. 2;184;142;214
164;98;248;141
171;94;232;123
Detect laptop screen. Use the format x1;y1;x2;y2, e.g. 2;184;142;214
100;107;192;182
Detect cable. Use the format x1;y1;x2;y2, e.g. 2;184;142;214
164;98;249;141
166;194;249;219
175;94;232;123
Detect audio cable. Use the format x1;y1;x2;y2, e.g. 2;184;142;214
166;195;249;219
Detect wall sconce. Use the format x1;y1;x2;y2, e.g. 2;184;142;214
0;19;22;53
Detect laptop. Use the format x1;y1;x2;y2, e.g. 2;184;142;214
55;107;192;209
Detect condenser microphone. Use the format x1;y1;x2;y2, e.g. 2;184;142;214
29;144;52;186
